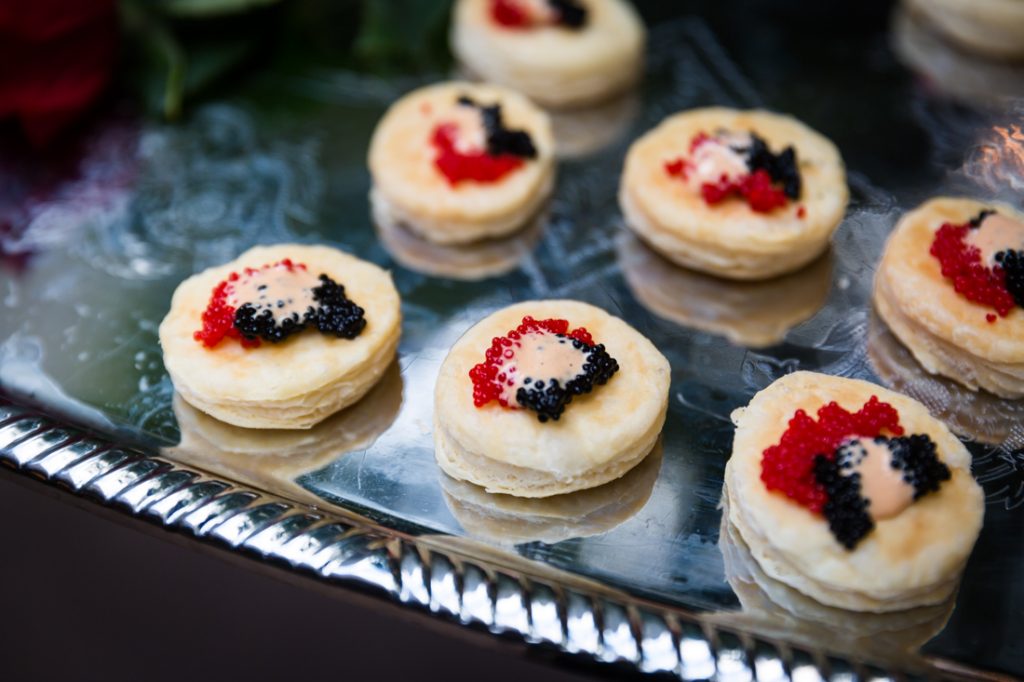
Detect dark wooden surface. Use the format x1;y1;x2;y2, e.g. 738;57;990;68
0;468;634;681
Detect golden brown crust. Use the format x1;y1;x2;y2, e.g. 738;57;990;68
619;107;848;280
159;244;402;429
725;371;984;612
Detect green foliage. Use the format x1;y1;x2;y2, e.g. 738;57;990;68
120;0;454;121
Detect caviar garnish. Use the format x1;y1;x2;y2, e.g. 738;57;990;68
813;434;950;549
548;0;586;27
457;96;538;159
744;133;801;200
812;454;873;550
194;260;365;349
431;97;536;186
664;131;802;214
700;169;789;213
490;0;587;30
760;397;903;512
995;249;1024;308
468;316;619;422
929;211;1017;318
432;125;525;185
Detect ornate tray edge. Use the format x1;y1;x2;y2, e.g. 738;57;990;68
0;397;984;681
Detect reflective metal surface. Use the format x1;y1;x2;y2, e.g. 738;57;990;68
2;9;1022;679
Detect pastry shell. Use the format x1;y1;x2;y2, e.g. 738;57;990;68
159;243;401;429
725;371;984;612
433;300;669;497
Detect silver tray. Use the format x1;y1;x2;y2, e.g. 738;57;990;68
2;12;1022;680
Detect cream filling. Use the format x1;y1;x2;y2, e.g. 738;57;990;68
442;103;489;154
682;132;751;190
840;437;914;521
496;331;587;405
966;211;1024;267
228;264;320;325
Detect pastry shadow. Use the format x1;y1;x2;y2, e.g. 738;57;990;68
866;309;1024;448
712;488;957;664
440;440;663;546
373;196;547;282
163;361;404;504
617;232;832;348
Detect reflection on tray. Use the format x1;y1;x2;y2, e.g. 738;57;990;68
441;441;662;546
715;492;956;664
164;361;404;504
547;92;640;160
372;190;545;281
617;233;832;348
867;310;1024;448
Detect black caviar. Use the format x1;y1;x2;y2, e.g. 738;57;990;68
996;248;1024;308
515;336;619;423
968;209;996;228
457;95;537;159
812;453;873;550
549;0;586;28
887;434;952;499
234;274;365;343
813;434;950;550
738;132;802;200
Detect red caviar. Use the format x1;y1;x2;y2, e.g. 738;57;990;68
761;397;904;513
664;133;790;214
469;316;594;408
491;0;531;27
929;221;1015;318
701;168;788;213
193;259;306;349
432;123;524;186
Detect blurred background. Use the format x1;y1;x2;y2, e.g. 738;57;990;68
2;1;1022;679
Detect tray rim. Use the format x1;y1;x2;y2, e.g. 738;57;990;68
0;394;1000;681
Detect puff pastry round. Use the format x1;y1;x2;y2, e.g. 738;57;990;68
618;233;831;348
873;197;1024;398
450;0;645;109
160;244;401;429
726;371;984;612
619;107;848;280
905;0;1024;60
433;300;670;497
893;4;1024;103
368;81;554;245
